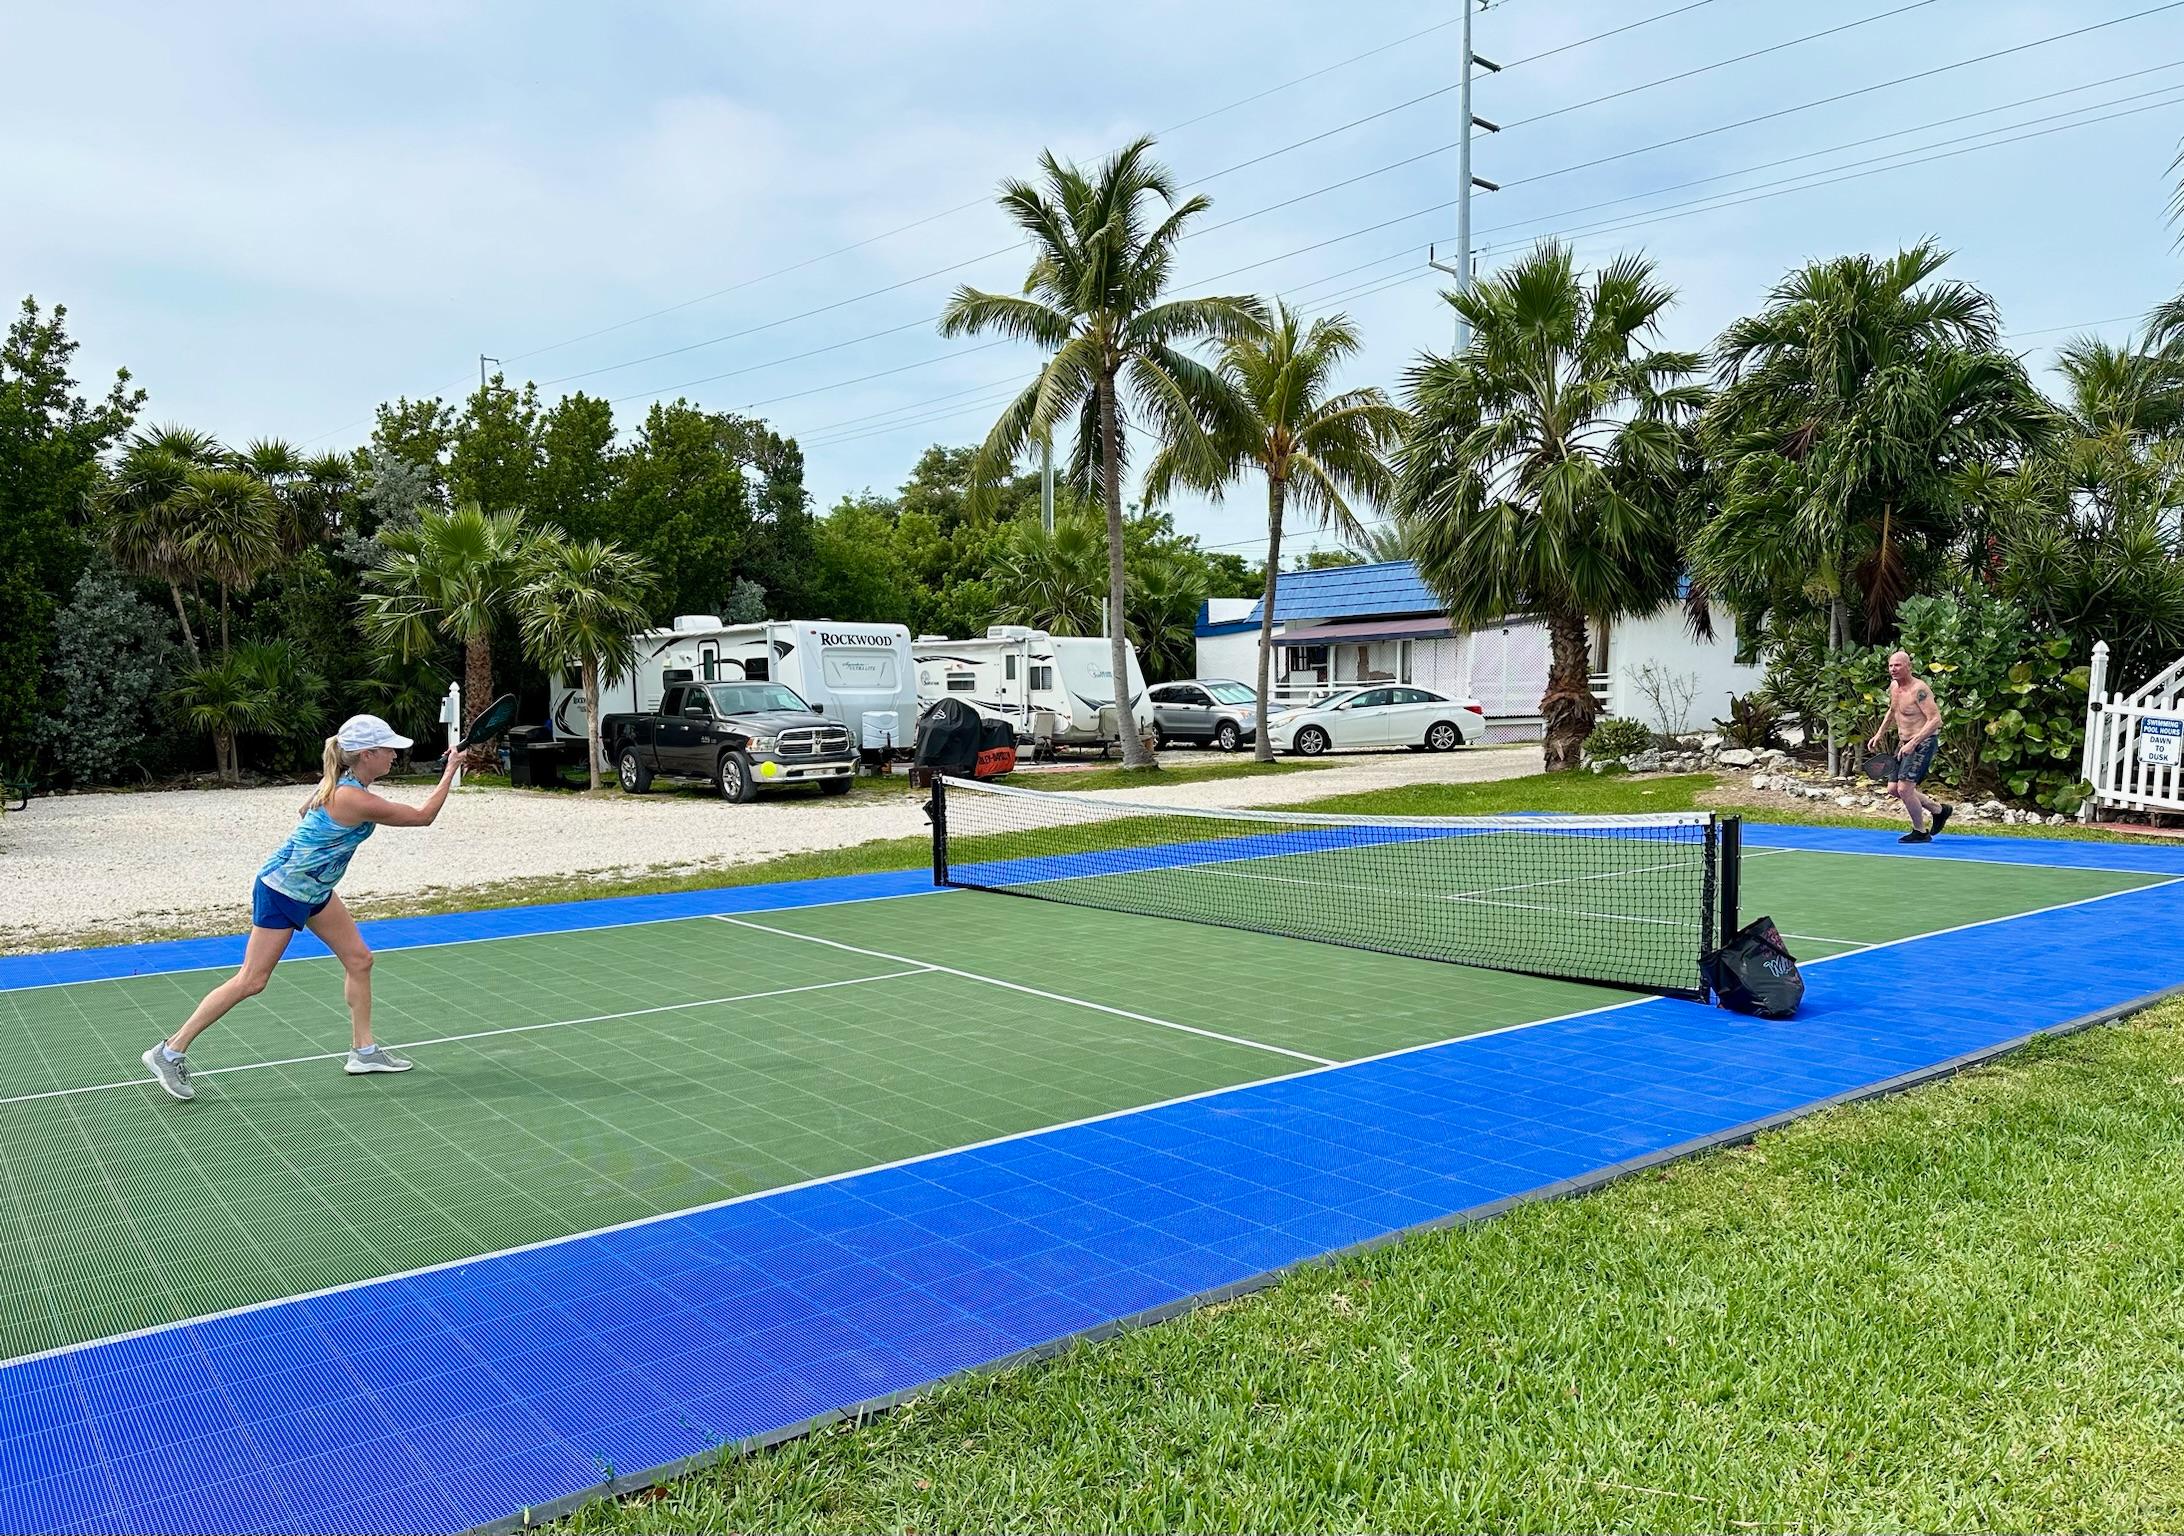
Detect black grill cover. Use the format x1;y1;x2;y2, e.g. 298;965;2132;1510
913;698;984;775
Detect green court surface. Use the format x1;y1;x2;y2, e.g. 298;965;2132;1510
0;847;2162;1364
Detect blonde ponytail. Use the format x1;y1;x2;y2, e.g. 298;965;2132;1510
303;736;352;813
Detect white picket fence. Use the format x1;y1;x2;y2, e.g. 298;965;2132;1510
2080;640;2184;817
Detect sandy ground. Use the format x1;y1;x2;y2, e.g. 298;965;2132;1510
0;746;1541;951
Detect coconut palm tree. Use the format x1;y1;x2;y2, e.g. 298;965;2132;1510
939;135;1266;768
1691;242;2054;770
513;536;655;790
1395;242;1704;772
360;502;534;766
1145;303;1405;760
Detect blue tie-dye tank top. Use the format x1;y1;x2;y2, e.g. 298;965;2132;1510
258;775;376;903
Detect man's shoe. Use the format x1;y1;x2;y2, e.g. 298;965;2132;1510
142;1045;194;1101
1899;831;1933;844
1930;804;1952;837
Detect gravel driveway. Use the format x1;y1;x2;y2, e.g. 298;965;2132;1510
0;745;1540;951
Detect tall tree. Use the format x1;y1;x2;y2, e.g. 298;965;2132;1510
370;396;457;505
0;298;143;768
96;425;224;663
360;503;534;763
939;136;1265;768
169;466;282;657
1395;242;1703;772
1146;303;1404;760
1691;242;2053;770
514;536;655;790
451;373;543;517
535;392;618;542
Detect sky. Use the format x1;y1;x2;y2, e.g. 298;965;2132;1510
7;0;2184;565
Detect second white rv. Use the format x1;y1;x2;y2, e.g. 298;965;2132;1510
913;626;1149;749
553;617;919;750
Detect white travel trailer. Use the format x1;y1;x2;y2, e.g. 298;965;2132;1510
551;617;919;750
913;626;1150;750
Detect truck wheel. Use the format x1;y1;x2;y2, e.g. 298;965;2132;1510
717;750;757;803
617;749;653;794
819;777;854;797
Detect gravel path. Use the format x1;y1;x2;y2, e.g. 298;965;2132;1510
0;746;1540;951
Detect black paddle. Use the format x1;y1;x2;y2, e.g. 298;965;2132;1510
420;693;519;770
1861;750;1899;783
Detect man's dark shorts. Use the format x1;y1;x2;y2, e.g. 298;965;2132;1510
1894;736;1937;785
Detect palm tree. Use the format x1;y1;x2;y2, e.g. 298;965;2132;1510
992;516;1105;635
1145;304;1405;761
97;425;225;663
939;135;1266;768
1346;522;1410;563
171;648;284;783
513;536;655;790
1691;242;2054;771
168;467;282;657
1395;242;1704;772
360;502;534;766
1125;553;1207;684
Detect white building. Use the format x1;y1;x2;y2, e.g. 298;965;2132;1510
1194;561;1759;740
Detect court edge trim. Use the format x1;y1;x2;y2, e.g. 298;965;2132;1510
458;973;2184;1536
6;870;2178;1372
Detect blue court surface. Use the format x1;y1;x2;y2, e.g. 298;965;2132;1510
2;822;2180;1535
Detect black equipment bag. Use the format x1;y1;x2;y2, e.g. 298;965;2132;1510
913;698;983;776
1702;915;1805;1018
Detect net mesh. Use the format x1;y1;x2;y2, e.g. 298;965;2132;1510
931;776;1721;997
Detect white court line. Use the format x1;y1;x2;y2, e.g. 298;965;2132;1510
1797;873;2184;969
0;969;936;1107
0;886;958;996
1744;838;2184;877
715;915;1337;1068
15;871;2183;1374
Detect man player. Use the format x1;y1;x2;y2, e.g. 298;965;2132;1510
1868;649;1952;844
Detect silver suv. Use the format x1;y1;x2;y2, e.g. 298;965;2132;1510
1148;678;1262;752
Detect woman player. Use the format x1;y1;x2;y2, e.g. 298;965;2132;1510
143;714;462;1101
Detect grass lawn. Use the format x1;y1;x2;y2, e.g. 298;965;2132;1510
569;1002;2184;1533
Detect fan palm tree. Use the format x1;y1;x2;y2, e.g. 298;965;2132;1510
1395;242;1704;772
360;502;535;766
1124;553;1207;684
514;536;655;789
170;646;286;783
1691;242;2054;770
168;467;282;657
992;516;1106;636
939;135;1266;768
96;425;225;662
1145;303;1405;760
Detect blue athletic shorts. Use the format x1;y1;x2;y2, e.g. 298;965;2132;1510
1895;736;1938;785
251;878;330;931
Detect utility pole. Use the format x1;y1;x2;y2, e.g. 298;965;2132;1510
1040;432;1055;534
479;355;500;392
1428;1;1501;352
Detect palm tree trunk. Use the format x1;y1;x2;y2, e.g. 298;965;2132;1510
1254;477;1286;763
464;631;496;772
216;725;237;784
167;582;201;665
1540;607;1597;773
583;657;604;792
1098;375;1152;770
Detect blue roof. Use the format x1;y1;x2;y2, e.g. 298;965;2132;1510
1245;560;1446;624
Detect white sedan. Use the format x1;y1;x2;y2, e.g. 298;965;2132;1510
1264;686;1486;756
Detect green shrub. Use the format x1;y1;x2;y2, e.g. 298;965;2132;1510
1584;716;1657;761
1715;692;1779;749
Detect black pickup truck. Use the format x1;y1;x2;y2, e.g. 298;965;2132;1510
605;680;856;802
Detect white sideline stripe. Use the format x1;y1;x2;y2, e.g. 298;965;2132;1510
16;870;2183;1373
1798;874;2184;969
715;915;1336;1068
0;886;957;996
0;969;936;1106
1745;839;2184;877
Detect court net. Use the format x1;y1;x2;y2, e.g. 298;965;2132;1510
929;776;1733;998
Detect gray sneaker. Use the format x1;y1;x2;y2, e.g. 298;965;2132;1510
344;1045;414;1076
142;1045;194;1101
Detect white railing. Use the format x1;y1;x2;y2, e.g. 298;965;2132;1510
2081;640;2184;818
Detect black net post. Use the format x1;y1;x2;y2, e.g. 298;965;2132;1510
928;775;950;887
1717;815;1741;948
